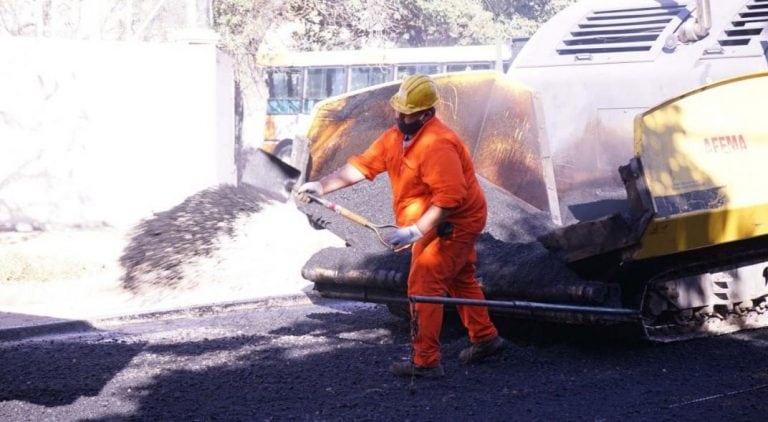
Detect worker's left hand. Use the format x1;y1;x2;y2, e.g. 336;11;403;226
386;224;423;249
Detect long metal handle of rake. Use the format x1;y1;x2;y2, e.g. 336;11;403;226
305;193;374;228
304;193;412;252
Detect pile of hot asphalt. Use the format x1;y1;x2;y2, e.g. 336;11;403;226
298;175;614;306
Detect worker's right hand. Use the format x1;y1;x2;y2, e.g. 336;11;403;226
296;181;323;203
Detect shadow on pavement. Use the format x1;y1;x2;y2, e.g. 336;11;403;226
0;339;144;407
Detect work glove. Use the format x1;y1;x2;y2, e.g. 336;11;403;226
296;181;323;203
386;224;423;249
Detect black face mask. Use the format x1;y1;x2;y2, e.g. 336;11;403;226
396;115;425;135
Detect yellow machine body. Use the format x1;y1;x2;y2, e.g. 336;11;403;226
635;72;768;259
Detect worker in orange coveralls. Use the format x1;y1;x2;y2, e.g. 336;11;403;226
297;74;507;378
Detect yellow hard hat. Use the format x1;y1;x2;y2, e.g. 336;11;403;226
390;74;438;114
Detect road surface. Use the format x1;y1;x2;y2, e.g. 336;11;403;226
1;298;768;420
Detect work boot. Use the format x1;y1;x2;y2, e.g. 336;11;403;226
389;361;445;378
459;336;508;364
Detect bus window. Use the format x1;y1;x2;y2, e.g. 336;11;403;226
266;68;302;114
304;67;346;112
350;66;392;91
396;64;440;79
446;62;493;72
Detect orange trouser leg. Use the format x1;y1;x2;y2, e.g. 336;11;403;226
448;244;498;344
408;229;497;367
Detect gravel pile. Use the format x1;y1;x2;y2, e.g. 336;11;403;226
115;184;345;300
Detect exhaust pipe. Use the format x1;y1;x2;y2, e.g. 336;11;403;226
678;0;712;43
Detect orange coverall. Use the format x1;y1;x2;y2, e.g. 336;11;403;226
349;117;498;367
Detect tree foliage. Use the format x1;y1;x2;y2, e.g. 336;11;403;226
277;0;577;50
213;0;286;77
212;0;576;55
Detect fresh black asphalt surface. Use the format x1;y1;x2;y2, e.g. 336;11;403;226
1;298;768;421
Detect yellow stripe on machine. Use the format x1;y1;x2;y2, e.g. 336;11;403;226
634;72;768;260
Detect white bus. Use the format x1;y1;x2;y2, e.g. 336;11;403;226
257;40;528;159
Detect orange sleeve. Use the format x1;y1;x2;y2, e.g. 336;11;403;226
347;132;389;180
421;143;468;209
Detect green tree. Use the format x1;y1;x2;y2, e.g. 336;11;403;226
279;0;578;50
213;0;286;78
396;0;509;47
284;0;400;49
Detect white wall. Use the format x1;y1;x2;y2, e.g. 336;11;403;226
0;37;235;230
